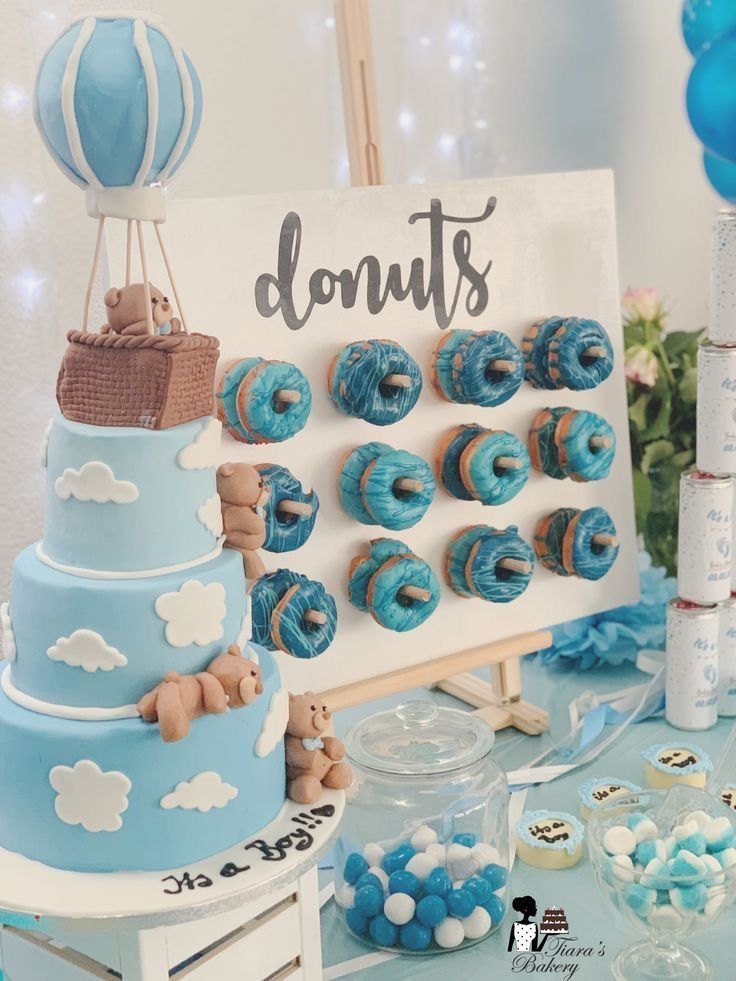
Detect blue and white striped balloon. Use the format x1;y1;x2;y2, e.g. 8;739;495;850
34;14;202;193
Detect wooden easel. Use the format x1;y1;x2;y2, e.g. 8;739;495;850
329;0;550;735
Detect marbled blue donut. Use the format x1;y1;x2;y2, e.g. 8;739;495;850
556;410;616;482
547;318;614;391
361;450;435;529
329;340;422;425
249;569;306;648
348;539;409;612
217;357;263;440
430;329;473;401
444;525;488;597
466;527;535;602
528;407;568;479
451;331;525;407
460;431;530;505
236;360;312;443
255;464;319;552
366;555;440;632
271;579;337;658
533;508;578;575
563;506;619;580
436;424;486;501
521;317;566;390
338;442;392;523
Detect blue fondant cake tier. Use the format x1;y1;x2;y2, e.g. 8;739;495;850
8;545;248;710
0;646;286;872
43;414;223;574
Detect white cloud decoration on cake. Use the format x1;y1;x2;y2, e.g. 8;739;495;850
1;603;16;663
236;606;253;651
54;461;139;504
177;418;222;470
155;580;226;647
255;688;289;758
47;628;127;673
39;418;52;469
49;759;131;833
197;493;224;537
160;771;238;813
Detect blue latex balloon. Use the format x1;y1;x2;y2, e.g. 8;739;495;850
34;14;202;191
683;0;736;56
686;30;736;161
704;148;736;201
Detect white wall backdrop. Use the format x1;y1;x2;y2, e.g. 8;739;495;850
0;0;720;591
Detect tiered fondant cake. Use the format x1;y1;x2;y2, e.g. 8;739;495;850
540;907;569;934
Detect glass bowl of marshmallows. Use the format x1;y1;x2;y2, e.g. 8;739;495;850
588;786;736;980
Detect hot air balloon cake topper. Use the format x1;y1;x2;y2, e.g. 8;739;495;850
35;12;218;430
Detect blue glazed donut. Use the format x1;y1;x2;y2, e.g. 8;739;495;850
562;506;619;580
337;442;392;523
361;450;435;529
435;424;486;501
348;538;409;611
444;525;488;597
466;527;534;602
255;464;319;552
451;331;525;407
236;359;312;443
547;319;614;391
521;317;566;390
271;580;338;658
249;569;306;648
328;339;422;425
528;407;568;479
460;431;530;505
217;357;263;442
366;555;440;632
533;508;579;575
555;410;616;482
430;329;473;401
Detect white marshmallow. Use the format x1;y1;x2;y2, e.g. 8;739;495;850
434;916;465;949
405;852;439;881
632;817;659;843
674;820;699;842
368;866;389;892
704;816;733;848
472;843;501;868
610;854;636;883
447;843;477;880
663;836;677;859
602;825;637;856
648;904;682;930
701;854;725;886
425;842;447;867
410;825;439;852
686;810;712;830
337;885;355;908
384;893;416;926
363;842;385;868
704;891;726;918
462;906;492;939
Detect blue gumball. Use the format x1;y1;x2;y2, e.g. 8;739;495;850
424;867;452;898
480;863;508;891
355;885;383;918
370;914;399;947
687;32;736;163
464;876;494;906
344;852;369;885
452;832;477;847
400;919;432;951
355;872;384;894
483;893;507;924
388;870;421;898
683;0;736;56
704;149;736;201
383;844;415;875
447;887;476;918
346;905;369;935
416;894;448;928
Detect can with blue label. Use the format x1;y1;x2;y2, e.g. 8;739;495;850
665;598;719;731
718;595;736;718
677;469;732;604
697;342;736;474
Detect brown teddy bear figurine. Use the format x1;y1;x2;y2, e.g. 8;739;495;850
137;671;228;743
101;282;182;336
206;643;263;708
216;462;270;580
285;692;352;804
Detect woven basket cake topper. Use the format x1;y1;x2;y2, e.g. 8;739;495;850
34;12;203;334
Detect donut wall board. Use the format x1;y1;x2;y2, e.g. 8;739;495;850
108;169;638;692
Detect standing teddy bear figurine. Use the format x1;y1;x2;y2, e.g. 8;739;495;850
216;462;270;580
285;692;352;804
101;282;181;336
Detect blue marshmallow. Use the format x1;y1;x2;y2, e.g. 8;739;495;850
640;859;671;891
670;883;708;913
624;884;656;917
354;885;383;918
480;863;508;890
704;817;736;854
344;852;369;885
400;919;432;951
452;833;477;848
670;850;706;879
388;870;421;898
636;839;666;867
416;894;448;928
369;914;399;947
447;887;477;918
424;867;452;897
676;829;707;857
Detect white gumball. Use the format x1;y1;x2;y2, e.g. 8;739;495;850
384;893;415;926
410;825;439;852
461;906;492;940
447;843;477;880
363;842;385;867
337;884;355;908
426;842;447;867
472;843;501;868
602;825;636;856
434;916;465;949
405;852;439;880
368;866;389;891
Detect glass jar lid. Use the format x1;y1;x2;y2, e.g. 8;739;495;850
345;699;496;776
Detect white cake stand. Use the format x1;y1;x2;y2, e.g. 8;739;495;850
0;789;344;980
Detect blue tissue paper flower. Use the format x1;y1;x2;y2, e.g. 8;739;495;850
539;551;676;670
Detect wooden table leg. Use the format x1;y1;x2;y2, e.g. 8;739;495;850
117;929;169;981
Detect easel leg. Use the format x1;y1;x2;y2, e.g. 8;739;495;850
117;929;169;981
297;866;323;980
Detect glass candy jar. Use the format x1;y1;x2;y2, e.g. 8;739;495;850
334;700;509;953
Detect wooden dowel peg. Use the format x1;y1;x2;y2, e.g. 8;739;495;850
498;557;533;575
495;456;523;471
305;610;327;625
276;500;314;517
590;435;613;449
395;477;425;493
400;585;431;602
275;389;301;404
593;533;618;547
583;345;606;358
490;359;516;372
383;373;412;388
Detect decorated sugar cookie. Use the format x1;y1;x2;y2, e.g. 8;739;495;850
515;810;584;870
642;744;713;789
577;776;643;821
720;785;736;811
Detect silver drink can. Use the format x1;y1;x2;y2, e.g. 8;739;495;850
677;469;732;603
718;595;736;717
697;342;736;474
710;210;736;345
665;599;719;731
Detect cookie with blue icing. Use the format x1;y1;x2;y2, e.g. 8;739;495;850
642;744;712;790
217;356;263;443
255;463;319;553
547;318;614;391
337;443;393;523
561;506;619;580
271;580;337;658
360;449;435;530
578;777;643;821
528;407;568;479
450;330;525;407
348;538;410;611
235;359;312;443
249;569;307;648
466;528;534;603
533;508;579;575
459;430;530;505
555;409;616;482
430;329;473;401
515;810;584;869
366;554;440;632
435;424;486;501
522;317;567;390
328;339;422;425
